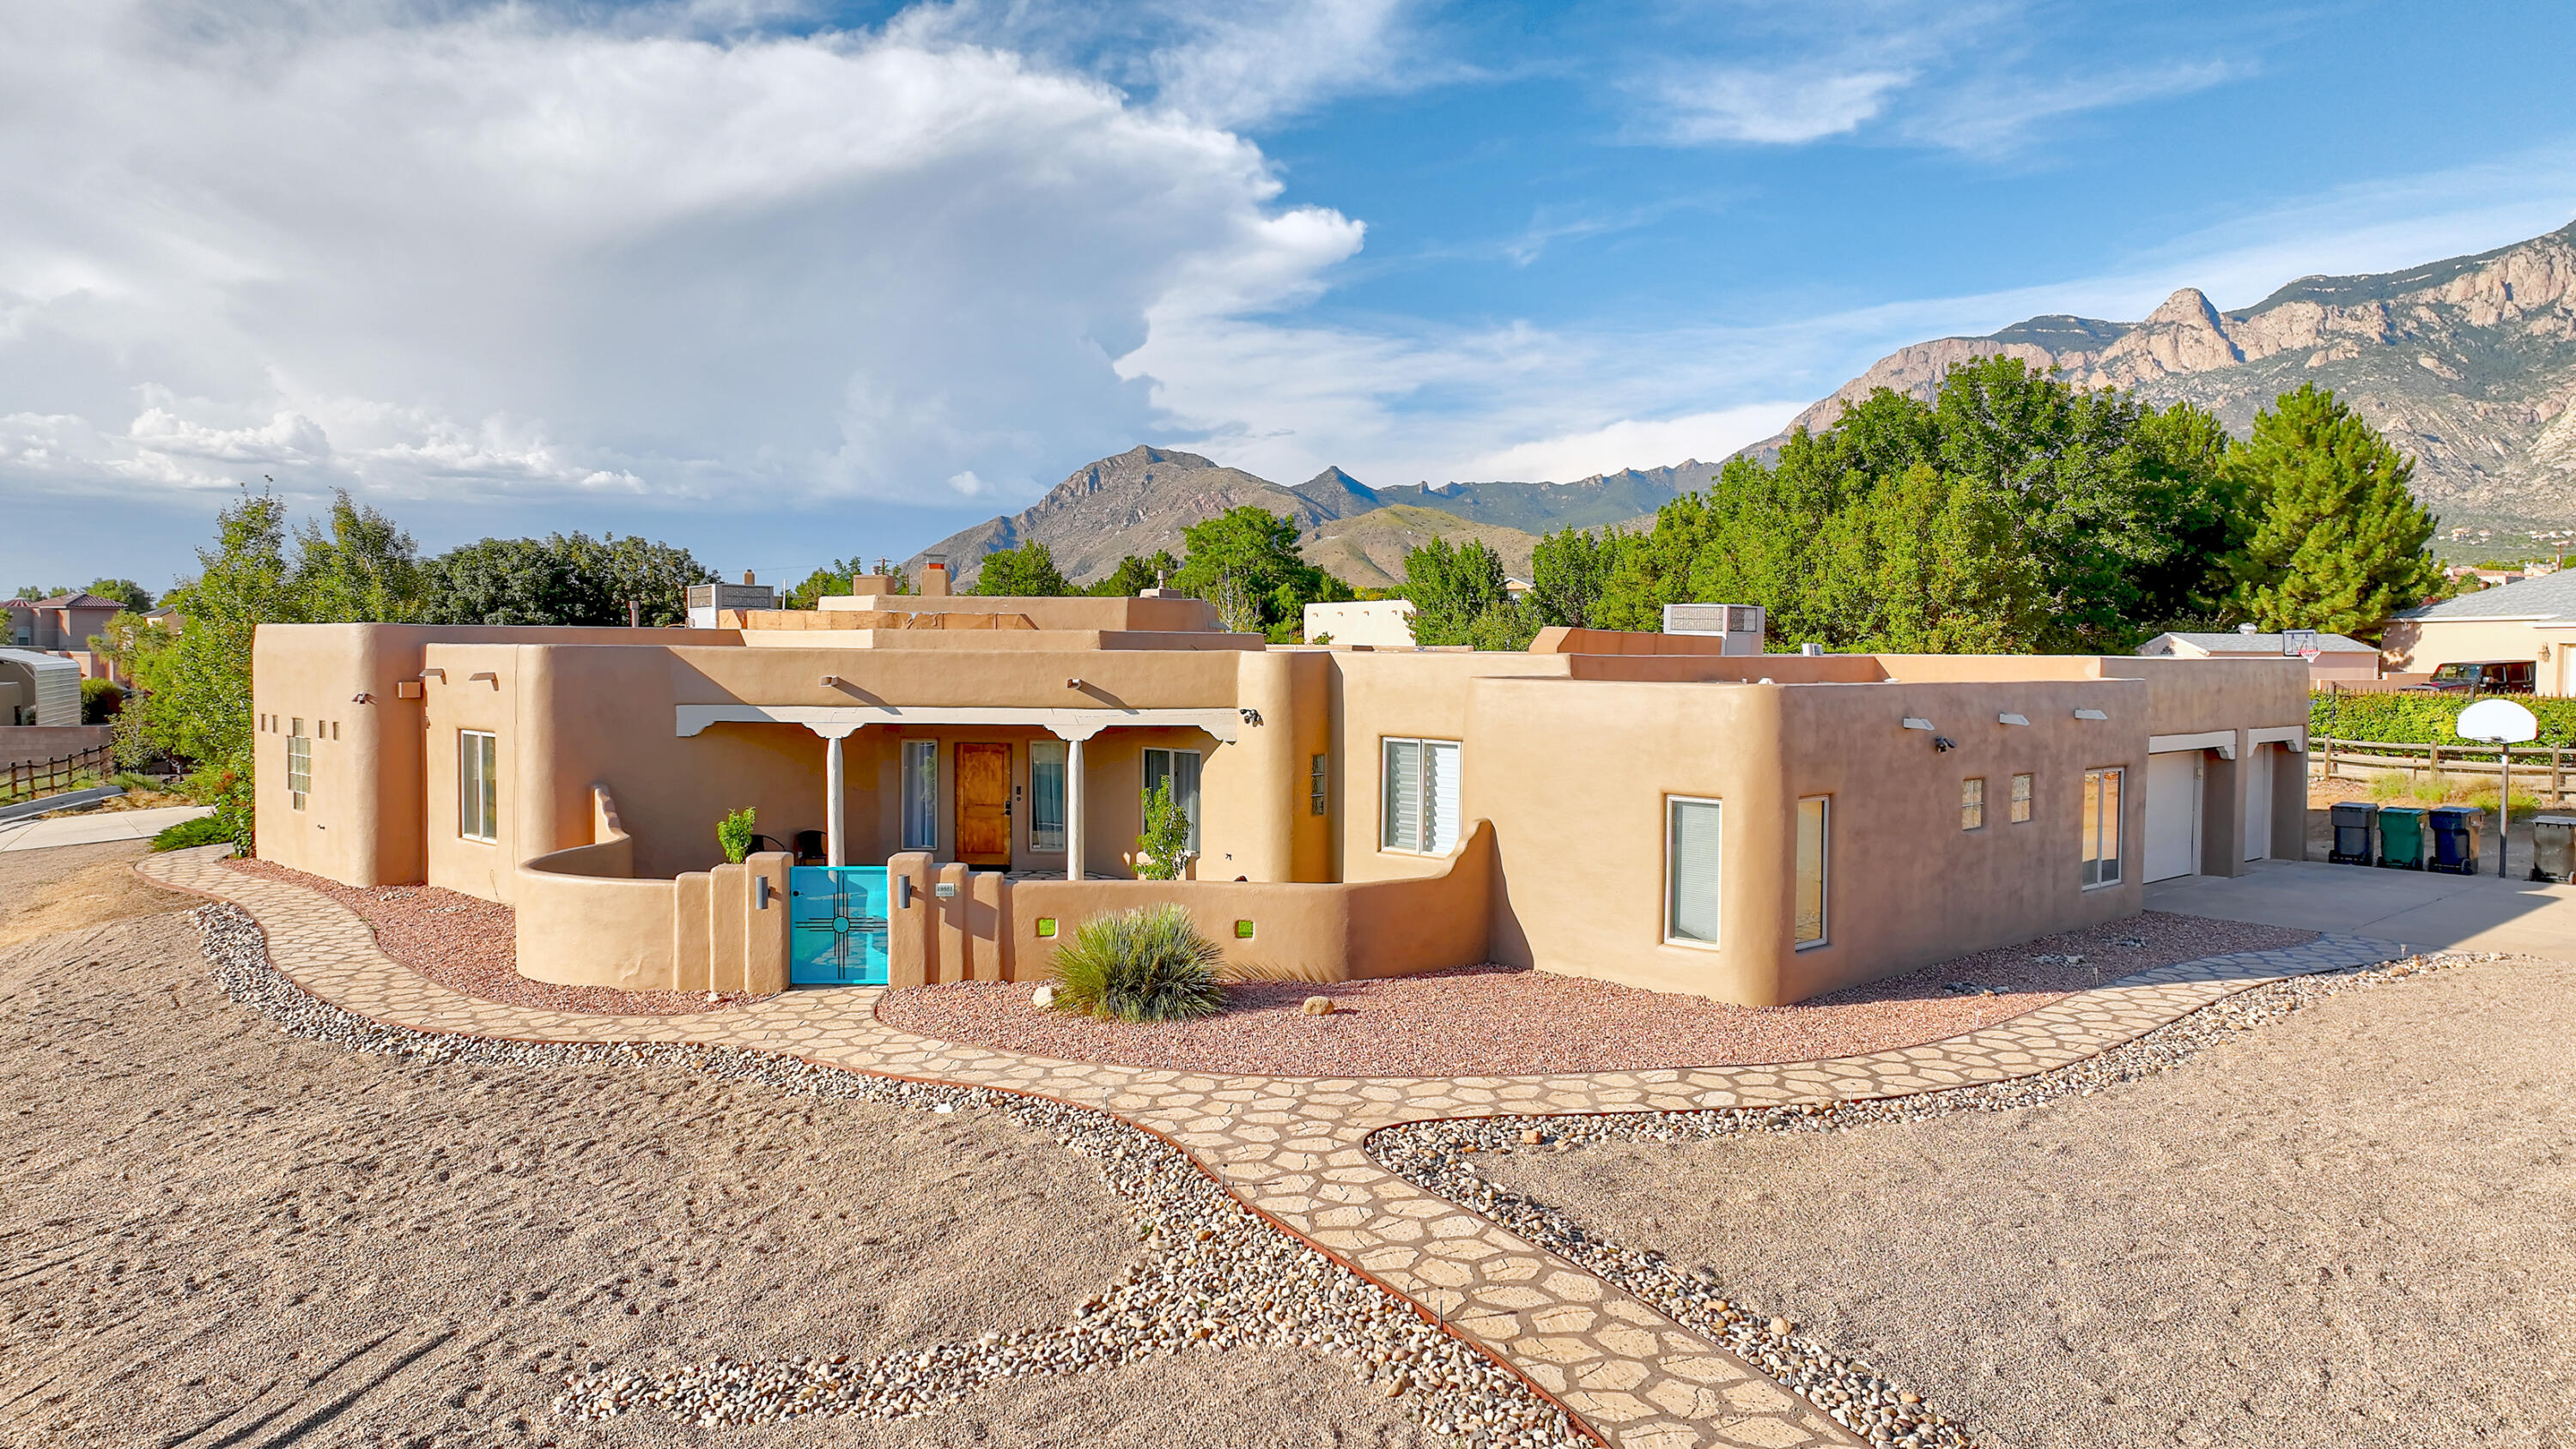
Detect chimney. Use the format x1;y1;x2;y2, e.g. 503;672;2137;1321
742;570;756;586
920;561;951;597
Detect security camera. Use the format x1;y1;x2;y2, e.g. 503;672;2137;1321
1932;736;1958;752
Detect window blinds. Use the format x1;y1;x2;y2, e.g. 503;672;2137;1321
1381;739;1420;852
1426;740;1461;852
1666;799;1722;943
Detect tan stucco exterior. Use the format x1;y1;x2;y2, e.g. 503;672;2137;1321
252;600;2308;1005
2380;616;2576;695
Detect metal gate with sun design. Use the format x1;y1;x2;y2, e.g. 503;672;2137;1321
787;865;890;985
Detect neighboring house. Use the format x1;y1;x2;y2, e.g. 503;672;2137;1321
2381;571;2576;697
1302;598;1417;647
2;599;32;647
0;647;83;726
254;574;2307;1008
18;592;125;652
2136;628;2381;685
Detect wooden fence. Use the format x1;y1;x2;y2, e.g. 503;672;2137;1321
3;743;113;806
2311;737;2573;803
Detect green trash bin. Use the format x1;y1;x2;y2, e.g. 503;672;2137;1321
2533;815;2576;884
2376;806;2427;869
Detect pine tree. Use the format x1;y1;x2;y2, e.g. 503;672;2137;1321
2228;384;2442;639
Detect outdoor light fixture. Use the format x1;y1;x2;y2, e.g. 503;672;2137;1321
1997;712;2029;726
1932;736;1959;752
1239;707;1262;725
2074;708;2109;720
350;692;373;705
1901;717;1935;732
1066;677;1086;690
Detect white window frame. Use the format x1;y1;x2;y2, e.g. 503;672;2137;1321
901;739;939;852
2081;767;2123;888
458;730;496;842
1379;737;1462;855
1662;796;1723;949
1142;747;1203;856
1028;740;1067;853
1794;795;1830;949
287;719;311;813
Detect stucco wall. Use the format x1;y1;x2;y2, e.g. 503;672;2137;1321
2380;617;2576;694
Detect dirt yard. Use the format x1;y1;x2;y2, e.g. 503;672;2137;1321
1485;955;2576;1449
1;843;1433;1448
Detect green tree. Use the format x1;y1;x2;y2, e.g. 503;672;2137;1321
289;490;425;622
2227;383;2442;639
84;578;155;612
1133;779;1192;880
1171;507;1352;640
1525;528;1622;630
1401;537;1512;646
1085;551;1181;597
970;542;1072;597
422;533;714;626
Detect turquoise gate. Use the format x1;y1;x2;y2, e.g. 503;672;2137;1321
788;866;890;986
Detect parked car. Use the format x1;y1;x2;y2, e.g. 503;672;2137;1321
2410;659;2537;694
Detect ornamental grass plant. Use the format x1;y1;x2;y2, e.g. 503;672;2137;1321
1049;904;1226;1022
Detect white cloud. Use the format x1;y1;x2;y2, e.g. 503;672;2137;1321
0;0;1368;514
1654;67;1914;145
1455;406;1808;482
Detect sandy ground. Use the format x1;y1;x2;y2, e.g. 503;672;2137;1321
882;912;2315;1076
1485;955;2576;1449
2;844;1434;1448
0;840;196;951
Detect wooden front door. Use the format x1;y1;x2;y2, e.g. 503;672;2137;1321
956;743;1012;866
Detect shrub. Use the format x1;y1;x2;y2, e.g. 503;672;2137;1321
1048;904;1225;1022
2312;691;2576;749
1133;779;1192;881
152;813;239;852
81;678;125;724
716;806;757;864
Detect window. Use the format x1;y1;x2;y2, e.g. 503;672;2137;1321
2010;773;2033;823
1664;797;1722;946
287;719;311;813
1379;738;1461;853
2081;767;2123;887
1794;796;1829;947
1961;777;1985;831
901;740;939;851
1309;754;1329;816
1029;741;1067;853
1143;747;1203;855
458;731;495;841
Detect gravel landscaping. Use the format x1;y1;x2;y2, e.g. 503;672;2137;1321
223;855;767;1016
1370;950;2563;1449
880;911;2317;1076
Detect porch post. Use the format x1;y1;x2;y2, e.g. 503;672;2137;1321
825;732;847;867
1066;733;1085;882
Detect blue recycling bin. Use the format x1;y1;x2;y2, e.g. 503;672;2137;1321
2328;801;2378;865
2427;805;2482;876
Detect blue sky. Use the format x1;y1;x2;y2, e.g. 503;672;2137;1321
5;0;2573;594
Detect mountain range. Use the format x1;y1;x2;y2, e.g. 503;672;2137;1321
911;218;2576;586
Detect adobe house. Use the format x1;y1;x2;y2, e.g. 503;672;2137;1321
251;567;2310;1007
2381;571;2576;695
2136;627;2382;685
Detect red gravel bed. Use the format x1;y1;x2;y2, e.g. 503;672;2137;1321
875;912;2318;1076
222;858;767;1017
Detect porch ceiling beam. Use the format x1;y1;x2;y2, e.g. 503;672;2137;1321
676;703;1243;743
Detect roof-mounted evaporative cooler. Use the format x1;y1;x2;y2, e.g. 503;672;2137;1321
1662;603;1765;656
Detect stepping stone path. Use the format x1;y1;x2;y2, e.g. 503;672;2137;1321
139;846;2400;1449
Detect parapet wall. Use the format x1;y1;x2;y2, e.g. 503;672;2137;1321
514;786;788;994
882;821;1497;986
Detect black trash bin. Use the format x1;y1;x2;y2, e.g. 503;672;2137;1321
2329;801;2379;865
2427;804;2482;876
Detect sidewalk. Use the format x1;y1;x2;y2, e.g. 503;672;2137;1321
0;803;210;853
2147;858;2576;962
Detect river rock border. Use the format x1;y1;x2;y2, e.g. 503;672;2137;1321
1365;950;2485;1449
191;903;1587;1448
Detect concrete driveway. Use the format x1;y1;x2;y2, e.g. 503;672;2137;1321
2148;858;2576;962
0;803;211;853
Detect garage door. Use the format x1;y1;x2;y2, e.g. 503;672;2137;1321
2242;743;2272;862
2144;751;2202;882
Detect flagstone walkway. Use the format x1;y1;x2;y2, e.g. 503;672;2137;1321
136;847;2403;1449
